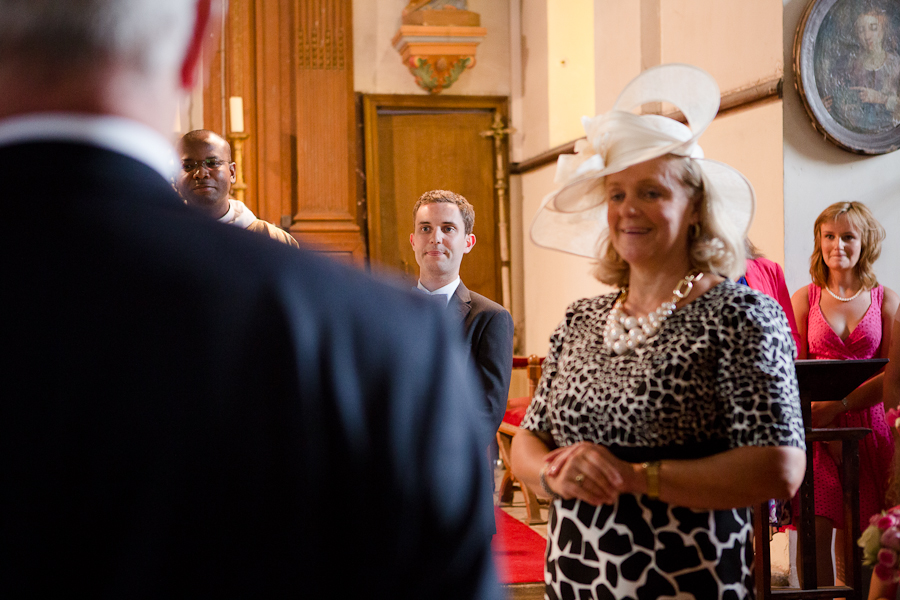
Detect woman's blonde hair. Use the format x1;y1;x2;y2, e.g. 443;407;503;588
592;155;747;287
809;201;884;289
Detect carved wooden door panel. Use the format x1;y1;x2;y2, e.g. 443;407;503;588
363;95;510;306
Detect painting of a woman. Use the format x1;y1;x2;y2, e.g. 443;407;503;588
821;7;900;133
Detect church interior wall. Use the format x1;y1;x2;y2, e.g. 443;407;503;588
349;0;899;355
517;0;614;355
547;0;595;147
353;0;510;95
702;103;785;265
516;0;786;355
659;0;785;267
519;163;611;355
660;0;784;94
658;0;785;266
593;0;642;111
783;0;900;296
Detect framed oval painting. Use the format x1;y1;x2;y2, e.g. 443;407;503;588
794;0;900;154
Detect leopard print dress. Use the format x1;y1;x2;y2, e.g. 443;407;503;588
521;280;805;600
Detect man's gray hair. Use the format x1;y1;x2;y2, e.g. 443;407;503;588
0;0;198;75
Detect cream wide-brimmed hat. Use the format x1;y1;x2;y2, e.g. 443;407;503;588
530;63;755;259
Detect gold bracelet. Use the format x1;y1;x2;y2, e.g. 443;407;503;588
642;461;661;500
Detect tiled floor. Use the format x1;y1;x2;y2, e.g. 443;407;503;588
494;462;547;538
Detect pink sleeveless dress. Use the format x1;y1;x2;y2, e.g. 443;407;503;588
807;284;892;528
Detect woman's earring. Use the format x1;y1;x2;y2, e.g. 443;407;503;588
689;223;702;240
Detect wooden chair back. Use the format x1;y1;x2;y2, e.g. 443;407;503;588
497;355;545;524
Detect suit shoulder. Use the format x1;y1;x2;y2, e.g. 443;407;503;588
467;291;509;316
246;219;300;248
270;245;450;333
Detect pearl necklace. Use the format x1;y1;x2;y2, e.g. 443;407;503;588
603;272;703;356
825;285;864;302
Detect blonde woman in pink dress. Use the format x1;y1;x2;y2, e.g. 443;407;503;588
791;201;900;587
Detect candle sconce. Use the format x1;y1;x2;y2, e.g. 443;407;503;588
227;132;249;205
227;96;249;204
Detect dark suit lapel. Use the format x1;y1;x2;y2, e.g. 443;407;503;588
451;281;472;322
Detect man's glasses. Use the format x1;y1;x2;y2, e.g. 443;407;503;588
181;159;229;173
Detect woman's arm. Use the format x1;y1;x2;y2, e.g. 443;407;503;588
509;429;556;499
812;372;886;426
880;288;900;361
869;571;898;600
531;442;806;510
627;446;806;509
791;285;810;360
883;303;900;412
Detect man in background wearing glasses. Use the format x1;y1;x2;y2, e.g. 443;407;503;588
176;129;299;247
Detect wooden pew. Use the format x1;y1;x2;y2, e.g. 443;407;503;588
496;355;545;524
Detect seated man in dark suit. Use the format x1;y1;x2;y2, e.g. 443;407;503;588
176;129;299;247
0;2;500;598
409;189;514;442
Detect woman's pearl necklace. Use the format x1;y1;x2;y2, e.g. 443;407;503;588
825;286;864;302
603;272;703;356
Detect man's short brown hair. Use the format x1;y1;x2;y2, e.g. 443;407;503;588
412;190;475;236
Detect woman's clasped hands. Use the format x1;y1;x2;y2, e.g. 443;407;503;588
542;441;640;506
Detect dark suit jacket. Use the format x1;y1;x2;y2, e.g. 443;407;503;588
1;141;500;599
450;282;514;441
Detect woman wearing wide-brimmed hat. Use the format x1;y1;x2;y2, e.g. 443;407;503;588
510;64;806;599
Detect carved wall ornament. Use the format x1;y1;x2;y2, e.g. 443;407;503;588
392;2;486;94
298;0;347;70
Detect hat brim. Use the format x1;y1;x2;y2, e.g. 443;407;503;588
529;63;756;259
530;158;755;259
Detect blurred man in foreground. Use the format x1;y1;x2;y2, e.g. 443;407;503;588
0;1;500;597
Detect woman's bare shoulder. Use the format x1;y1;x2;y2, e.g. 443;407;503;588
882;286;900;319
791;284;811;309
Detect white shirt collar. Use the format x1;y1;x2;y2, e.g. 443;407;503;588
0;113;177;180
219;199;257;229
417;277;461;307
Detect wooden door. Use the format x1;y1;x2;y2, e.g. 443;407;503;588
363;95;509;306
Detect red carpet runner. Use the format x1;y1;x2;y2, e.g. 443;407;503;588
491;507;546;584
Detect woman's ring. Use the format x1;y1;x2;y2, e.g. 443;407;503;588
575;474;585;486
